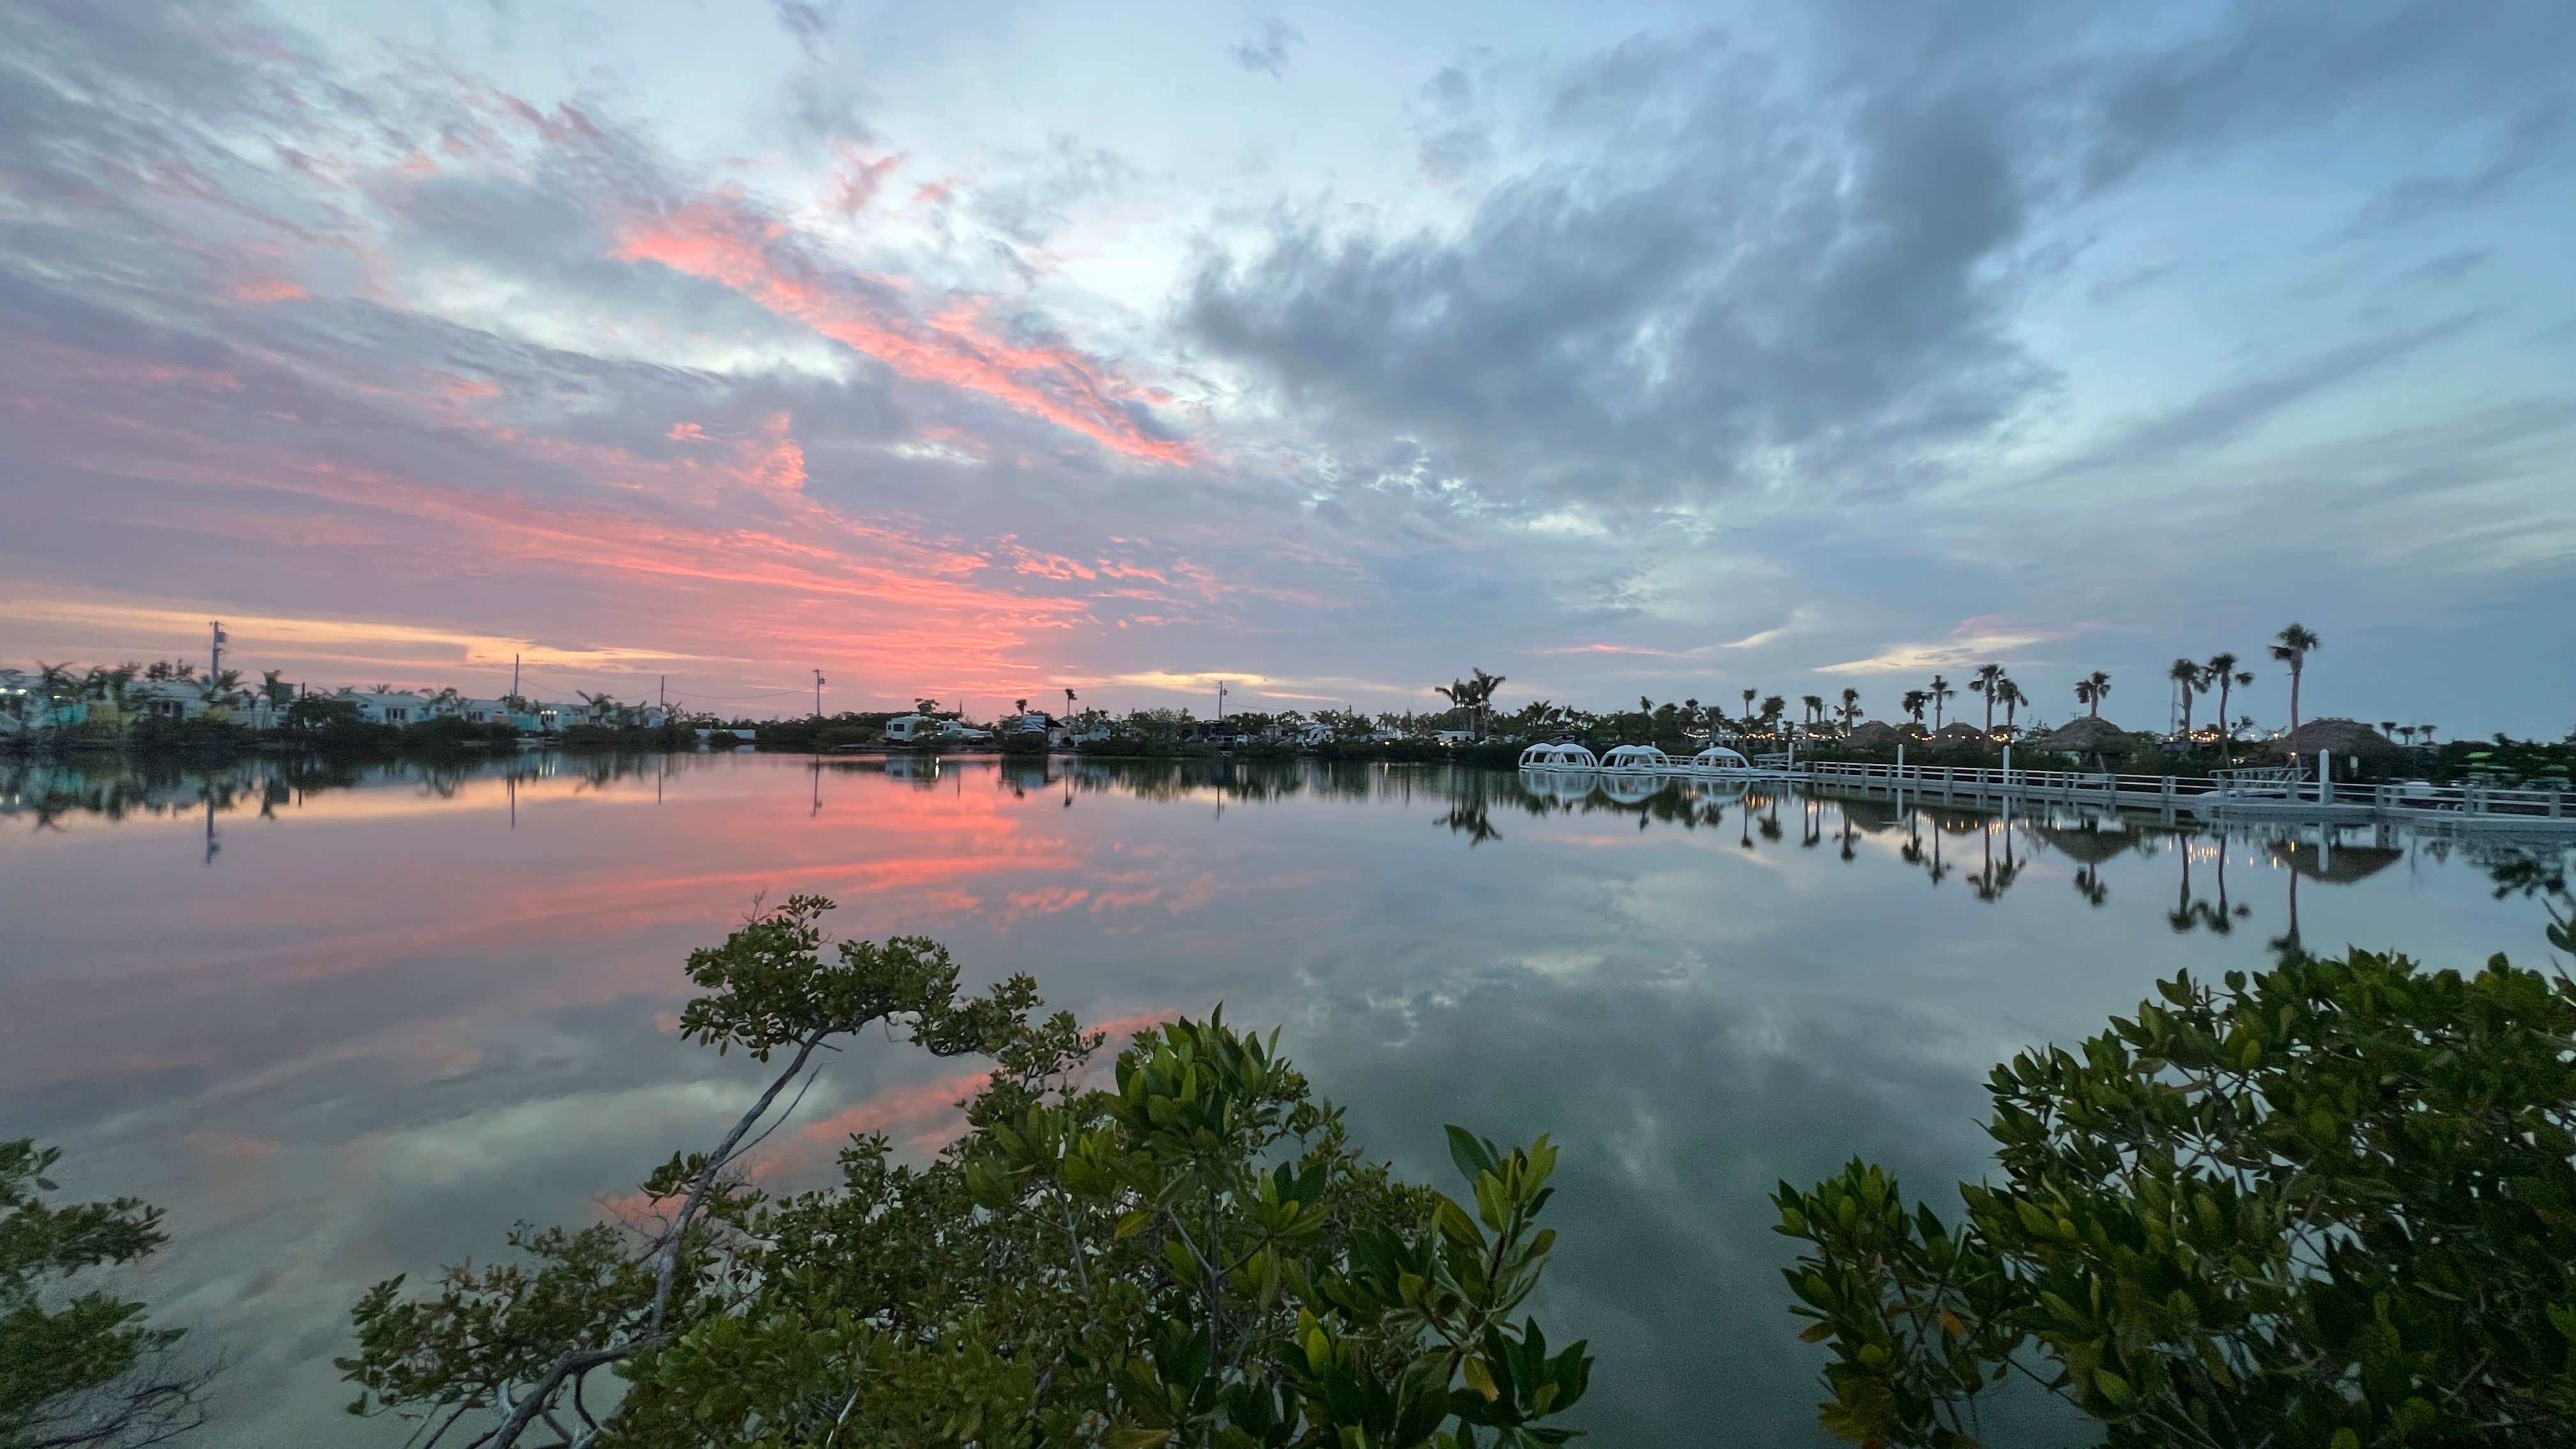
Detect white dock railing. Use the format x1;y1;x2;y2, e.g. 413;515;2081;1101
1774;758;2572;824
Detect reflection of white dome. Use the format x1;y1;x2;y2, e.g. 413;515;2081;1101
1521;768;1600;804
1597;773;1671;805
1600;744;1672;771
1519;742;1598;770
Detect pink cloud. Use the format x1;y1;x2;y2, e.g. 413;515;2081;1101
741;413;806;490
797;1068;991;1146
228;276;307;304
611;195;1194;466
831;147;905;215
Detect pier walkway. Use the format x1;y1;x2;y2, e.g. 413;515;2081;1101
1763;756;2576;836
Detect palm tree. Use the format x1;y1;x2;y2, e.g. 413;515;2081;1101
1434;679;1464;728
1759;695;1786;735
1467;668;1506;739
34;662;79;728
1740;688;1757;727
1064;687;1077;717
2396;725;2417;747
2270;623;2320;731
1997;678;2027;737
1801;694;1825;729
2168;658;2203;739
1901;689;1929;728
1838;687;1861;734
1015;698;1030;716
95;663;140;734
1927;675;1954;731
2212;663;2251;749
2074;670;2111;717
2379;719;2398;739
1968;663;2005;734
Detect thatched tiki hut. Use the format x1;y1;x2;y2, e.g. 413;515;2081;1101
1843;720;1907;749
2276;717;2402;770
2267;839;2404;885
2023;715;2147;769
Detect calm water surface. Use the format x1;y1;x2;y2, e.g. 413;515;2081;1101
3;752;2568;1446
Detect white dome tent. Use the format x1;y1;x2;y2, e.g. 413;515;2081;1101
1689;744;1758;776
1518;742;1599;770
1600;744;1672;772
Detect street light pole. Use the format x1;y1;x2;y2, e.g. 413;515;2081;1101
813;669;825;720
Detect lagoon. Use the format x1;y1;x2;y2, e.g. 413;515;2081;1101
2;751;2566;1446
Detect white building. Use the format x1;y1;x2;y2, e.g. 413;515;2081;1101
436;697;516;726
128;678;215;722
339;689;427;726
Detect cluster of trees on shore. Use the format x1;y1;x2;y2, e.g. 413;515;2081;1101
10;616;2561;776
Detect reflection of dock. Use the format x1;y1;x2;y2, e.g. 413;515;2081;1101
1774;760;2576;835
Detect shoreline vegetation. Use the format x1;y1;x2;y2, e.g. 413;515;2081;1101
17;903;2573;1447
8;715;2569;793
7;623;2570;788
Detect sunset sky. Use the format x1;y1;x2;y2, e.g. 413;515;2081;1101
4;1;2571;730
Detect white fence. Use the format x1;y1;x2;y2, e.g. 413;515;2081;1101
1777;758;2573;825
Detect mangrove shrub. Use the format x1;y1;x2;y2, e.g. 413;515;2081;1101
1775;946;2576;1447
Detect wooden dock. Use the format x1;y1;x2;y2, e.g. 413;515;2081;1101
1766;758;2576;835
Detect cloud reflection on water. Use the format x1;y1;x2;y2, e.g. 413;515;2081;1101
1;752;2566;1446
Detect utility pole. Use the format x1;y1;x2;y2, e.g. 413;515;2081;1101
813;669;825;719
512;654;521;703
659;675;666;712
1217;680;1228;724
209;620;226;680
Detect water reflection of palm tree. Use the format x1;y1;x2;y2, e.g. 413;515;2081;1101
1969;822;2021;901
2204;847;2244;934
2169;839;2197;933
2268;871;2303;958
1436;799;1502;846
2071;864;2110;906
